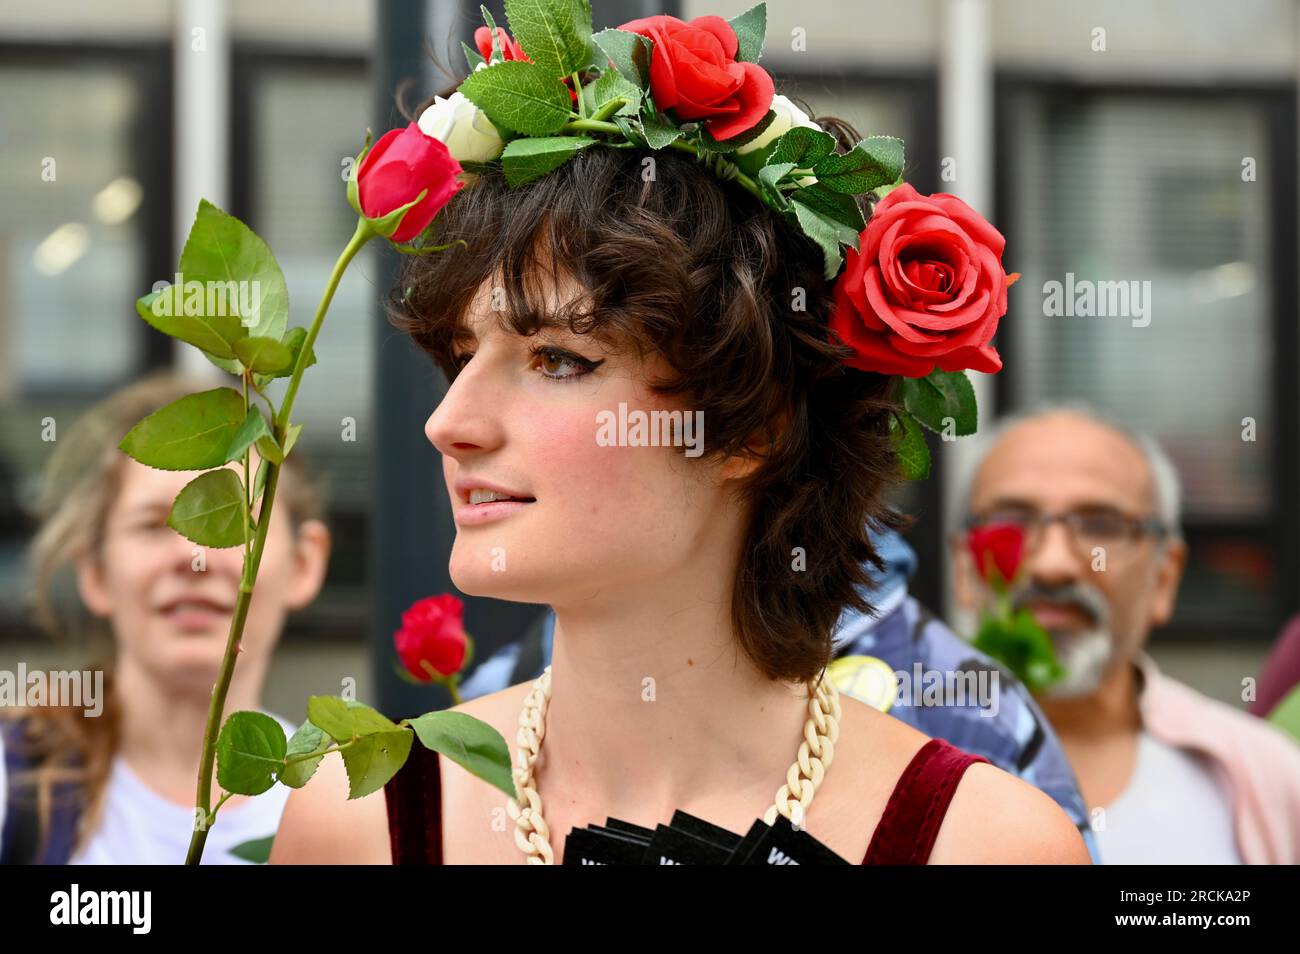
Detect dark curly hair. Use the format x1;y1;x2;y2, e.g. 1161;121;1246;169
389;90;907;684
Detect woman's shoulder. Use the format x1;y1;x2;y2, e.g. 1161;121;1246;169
268;685;531;865
928;758;1092;864
834;696;1089;864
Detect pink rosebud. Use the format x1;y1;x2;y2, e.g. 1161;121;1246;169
394;593;469;681
355;123;464;242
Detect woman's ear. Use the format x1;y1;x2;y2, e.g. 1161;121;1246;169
720;405;792;482
75;549;115;618
285;519;332;612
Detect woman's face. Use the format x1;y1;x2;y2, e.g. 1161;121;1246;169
76;455;330;692
425;273;741;609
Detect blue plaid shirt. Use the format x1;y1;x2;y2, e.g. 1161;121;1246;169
460;528;1101;863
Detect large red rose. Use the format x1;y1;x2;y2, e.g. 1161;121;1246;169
618;13;774;141
356;122;464;242
828;183;1019;378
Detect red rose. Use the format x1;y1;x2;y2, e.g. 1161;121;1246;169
828;183;1020;378
967;524;1025;587
473;25;579;104
474;25;527;62
394;594;468;681
356;122;465;242
618;13;774;141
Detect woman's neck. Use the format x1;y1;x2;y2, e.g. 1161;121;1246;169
537;595;815;824
114;655;269;805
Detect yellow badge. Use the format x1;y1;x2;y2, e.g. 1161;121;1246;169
827;655;897;713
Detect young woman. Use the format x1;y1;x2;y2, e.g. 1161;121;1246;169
0;372;331;864
271;101;1091;865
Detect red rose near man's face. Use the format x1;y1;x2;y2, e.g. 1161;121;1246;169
618;13;775;141
967;524;1025;587
828;183;1020;378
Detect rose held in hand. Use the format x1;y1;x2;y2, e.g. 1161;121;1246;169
619;13;775;141
829;183;1020;378
395;594;469;681
352;122;465;242
967;524;1025;589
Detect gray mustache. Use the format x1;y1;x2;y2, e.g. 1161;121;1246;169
1010;581;1110;628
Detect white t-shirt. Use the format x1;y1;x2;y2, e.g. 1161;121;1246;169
1093;730;1242;864
1;713;298;865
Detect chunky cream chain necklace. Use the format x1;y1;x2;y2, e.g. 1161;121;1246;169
506;664;842;864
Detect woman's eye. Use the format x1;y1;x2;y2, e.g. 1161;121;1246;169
530;345;598;382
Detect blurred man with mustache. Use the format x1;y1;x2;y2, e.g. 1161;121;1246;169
952;406;1300;864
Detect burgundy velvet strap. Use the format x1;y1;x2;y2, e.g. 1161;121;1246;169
383;736;986;865
383;744;442;865
861;737;988;865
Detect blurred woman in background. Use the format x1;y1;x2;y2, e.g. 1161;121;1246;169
0;372;331;864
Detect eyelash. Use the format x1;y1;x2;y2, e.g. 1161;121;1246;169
451;344;601;383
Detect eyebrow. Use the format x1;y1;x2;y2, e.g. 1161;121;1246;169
452;313;577;345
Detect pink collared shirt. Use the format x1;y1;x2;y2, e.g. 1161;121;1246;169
1136;651;1300;864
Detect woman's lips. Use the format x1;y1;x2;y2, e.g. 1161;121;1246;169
454;498;535;526
160;605;230;631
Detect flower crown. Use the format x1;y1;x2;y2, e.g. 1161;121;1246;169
371;1;1020;479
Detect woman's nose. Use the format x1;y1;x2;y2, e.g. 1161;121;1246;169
424;359;504;457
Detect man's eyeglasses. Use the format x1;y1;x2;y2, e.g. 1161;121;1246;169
965;505;1169;562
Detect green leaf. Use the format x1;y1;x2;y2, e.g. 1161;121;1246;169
279;721;331;789
770;126;837;167
282;422;304;457
118;387;247;471
134;290;244;359
339;729;413;799
254;434;283;465
176;199;289;366
346;131;373;218
307;696;400;743
167;468;247;548
226;406;272;463
408;710;516;800
728;2;767;63
462;39;486;72
972;608;1064;693
580;67;641;119
813;136;905;194
229;835;274;864
638;110;683;149
902;370;977;436
501;135;597;187
251;454;269;505
233;335;293;374
459;60;574;137
266;326;316;379
791;200;845;280
695;108;776;151
217;711;288;796
591;28;652;89
790;184;865;246
892;409;931;480
504;0;593;77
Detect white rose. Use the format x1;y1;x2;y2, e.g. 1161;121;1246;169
417;90;504;164
735;94;822;156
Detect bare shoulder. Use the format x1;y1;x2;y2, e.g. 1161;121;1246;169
445;679;532;741
929;760;1092;864
269;747;391;864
